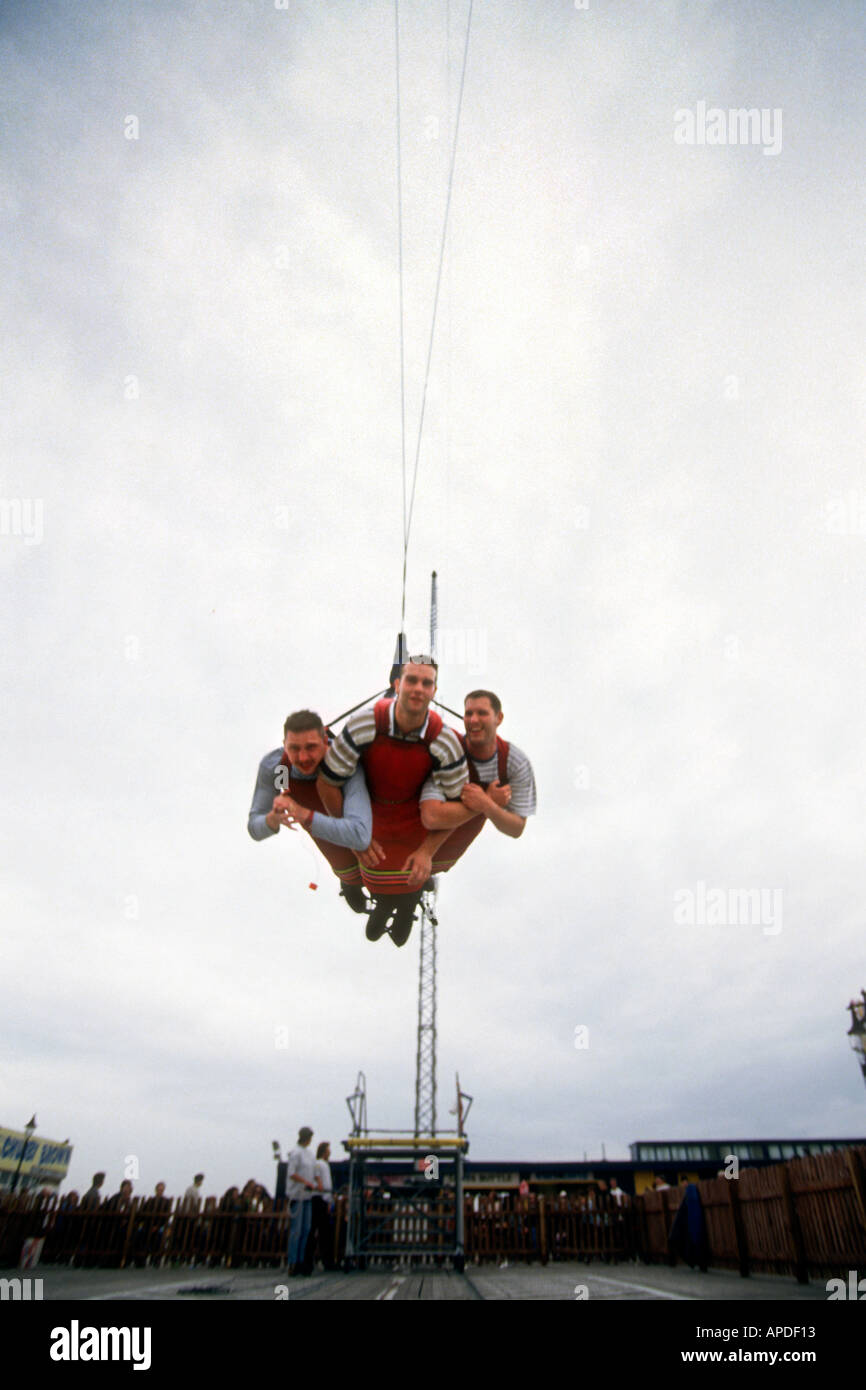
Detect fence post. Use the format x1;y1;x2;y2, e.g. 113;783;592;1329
844;1149;866;1240
634;1194;649;1262
664;1191;676;1266
120;1202;138;1269
333;1196;344;1269
779;1165;808;1285
726;1180;750;1278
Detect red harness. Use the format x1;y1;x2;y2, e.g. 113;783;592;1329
462;733;510;787
279;754;361;884
362;699;444;803
356;698;445;895
431;733;510;873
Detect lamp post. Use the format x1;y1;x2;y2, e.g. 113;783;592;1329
10;1115;37;1194
847;992;866;1088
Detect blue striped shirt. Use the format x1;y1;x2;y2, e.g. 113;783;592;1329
247;750;372;851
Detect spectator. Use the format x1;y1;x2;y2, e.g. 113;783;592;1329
103;1180;134;1268
608;1177;628;1207
303;1141;334;1273
107;1179;133;1211
146;1181;171;1214
286;1126;317;1275
139;1182;171;1264
181;1174;205;1214
80;1173;105;1210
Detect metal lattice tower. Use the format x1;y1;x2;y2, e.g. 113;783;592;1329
848;991;866;1089
414;572;439;1137
414;887;438;1136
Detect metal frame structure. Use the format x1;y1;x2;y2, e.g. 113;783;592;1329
342;576;476;1269
848;991;866;1088
413;886;438;1136
343;1074;470;1270
414;571;439;1137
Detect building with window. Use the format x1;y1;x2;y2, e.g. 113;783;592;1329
327;1136;866;1198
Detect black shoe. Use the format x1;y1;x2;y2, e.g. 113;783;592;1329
389;900;418;948
366;898;394;942
340;884;368;914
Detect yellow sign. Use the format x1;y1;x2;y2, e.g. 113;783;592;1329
0;1127;73;1182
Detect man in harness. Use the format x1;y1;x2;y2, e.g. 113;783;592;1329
247;710;372;915
318;655;467;946
418;689;536;873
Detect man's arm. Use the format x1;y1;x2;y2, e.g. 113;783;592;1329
496;744;537;834
400;828;456;890
247;752;282;840
308;766;372;852
287;1152;316;1192
428;727;469;800
466;782;526;839
419;774;523;837
419;790;475;831
316;709;376;814
318;709;375;786
315;775;343;818
289;1172;315;1188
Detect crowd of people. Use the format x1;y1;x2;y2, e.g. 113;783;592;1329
9;1139;339;1273
54;1172;278;1217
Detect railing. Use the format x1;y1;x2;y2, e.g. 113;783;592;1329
350;1193;457;1259
636;1145;866;1280
3;1146;864;1280
0;1195;293;1271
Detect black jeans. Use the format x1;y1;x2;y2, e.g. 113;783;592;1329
301;1196;334;1271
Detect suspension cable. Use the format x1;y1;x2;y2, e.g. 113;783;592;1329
395;0;408;629
397;0;473;630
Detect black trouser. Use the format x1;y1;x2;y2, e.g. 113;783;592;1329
301;1196;334;1271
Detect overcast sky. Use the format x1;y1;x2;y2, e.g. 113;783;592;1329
3;0;866;1200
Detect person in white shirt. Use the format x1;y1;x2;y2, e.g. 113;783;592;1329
287;1127;317;1274
180;1173;205;1214
302;1141;335;1273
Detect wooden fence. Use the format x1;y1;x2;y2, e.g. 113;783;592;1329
464;1193;636;1264
637;1145;866;1280
3;1147;864;1279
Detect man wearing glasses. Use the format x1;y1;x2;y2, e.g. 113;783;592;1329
318;655;467;946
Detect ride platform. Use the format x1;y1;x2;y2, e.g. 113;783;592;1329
342;1132;469;1272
